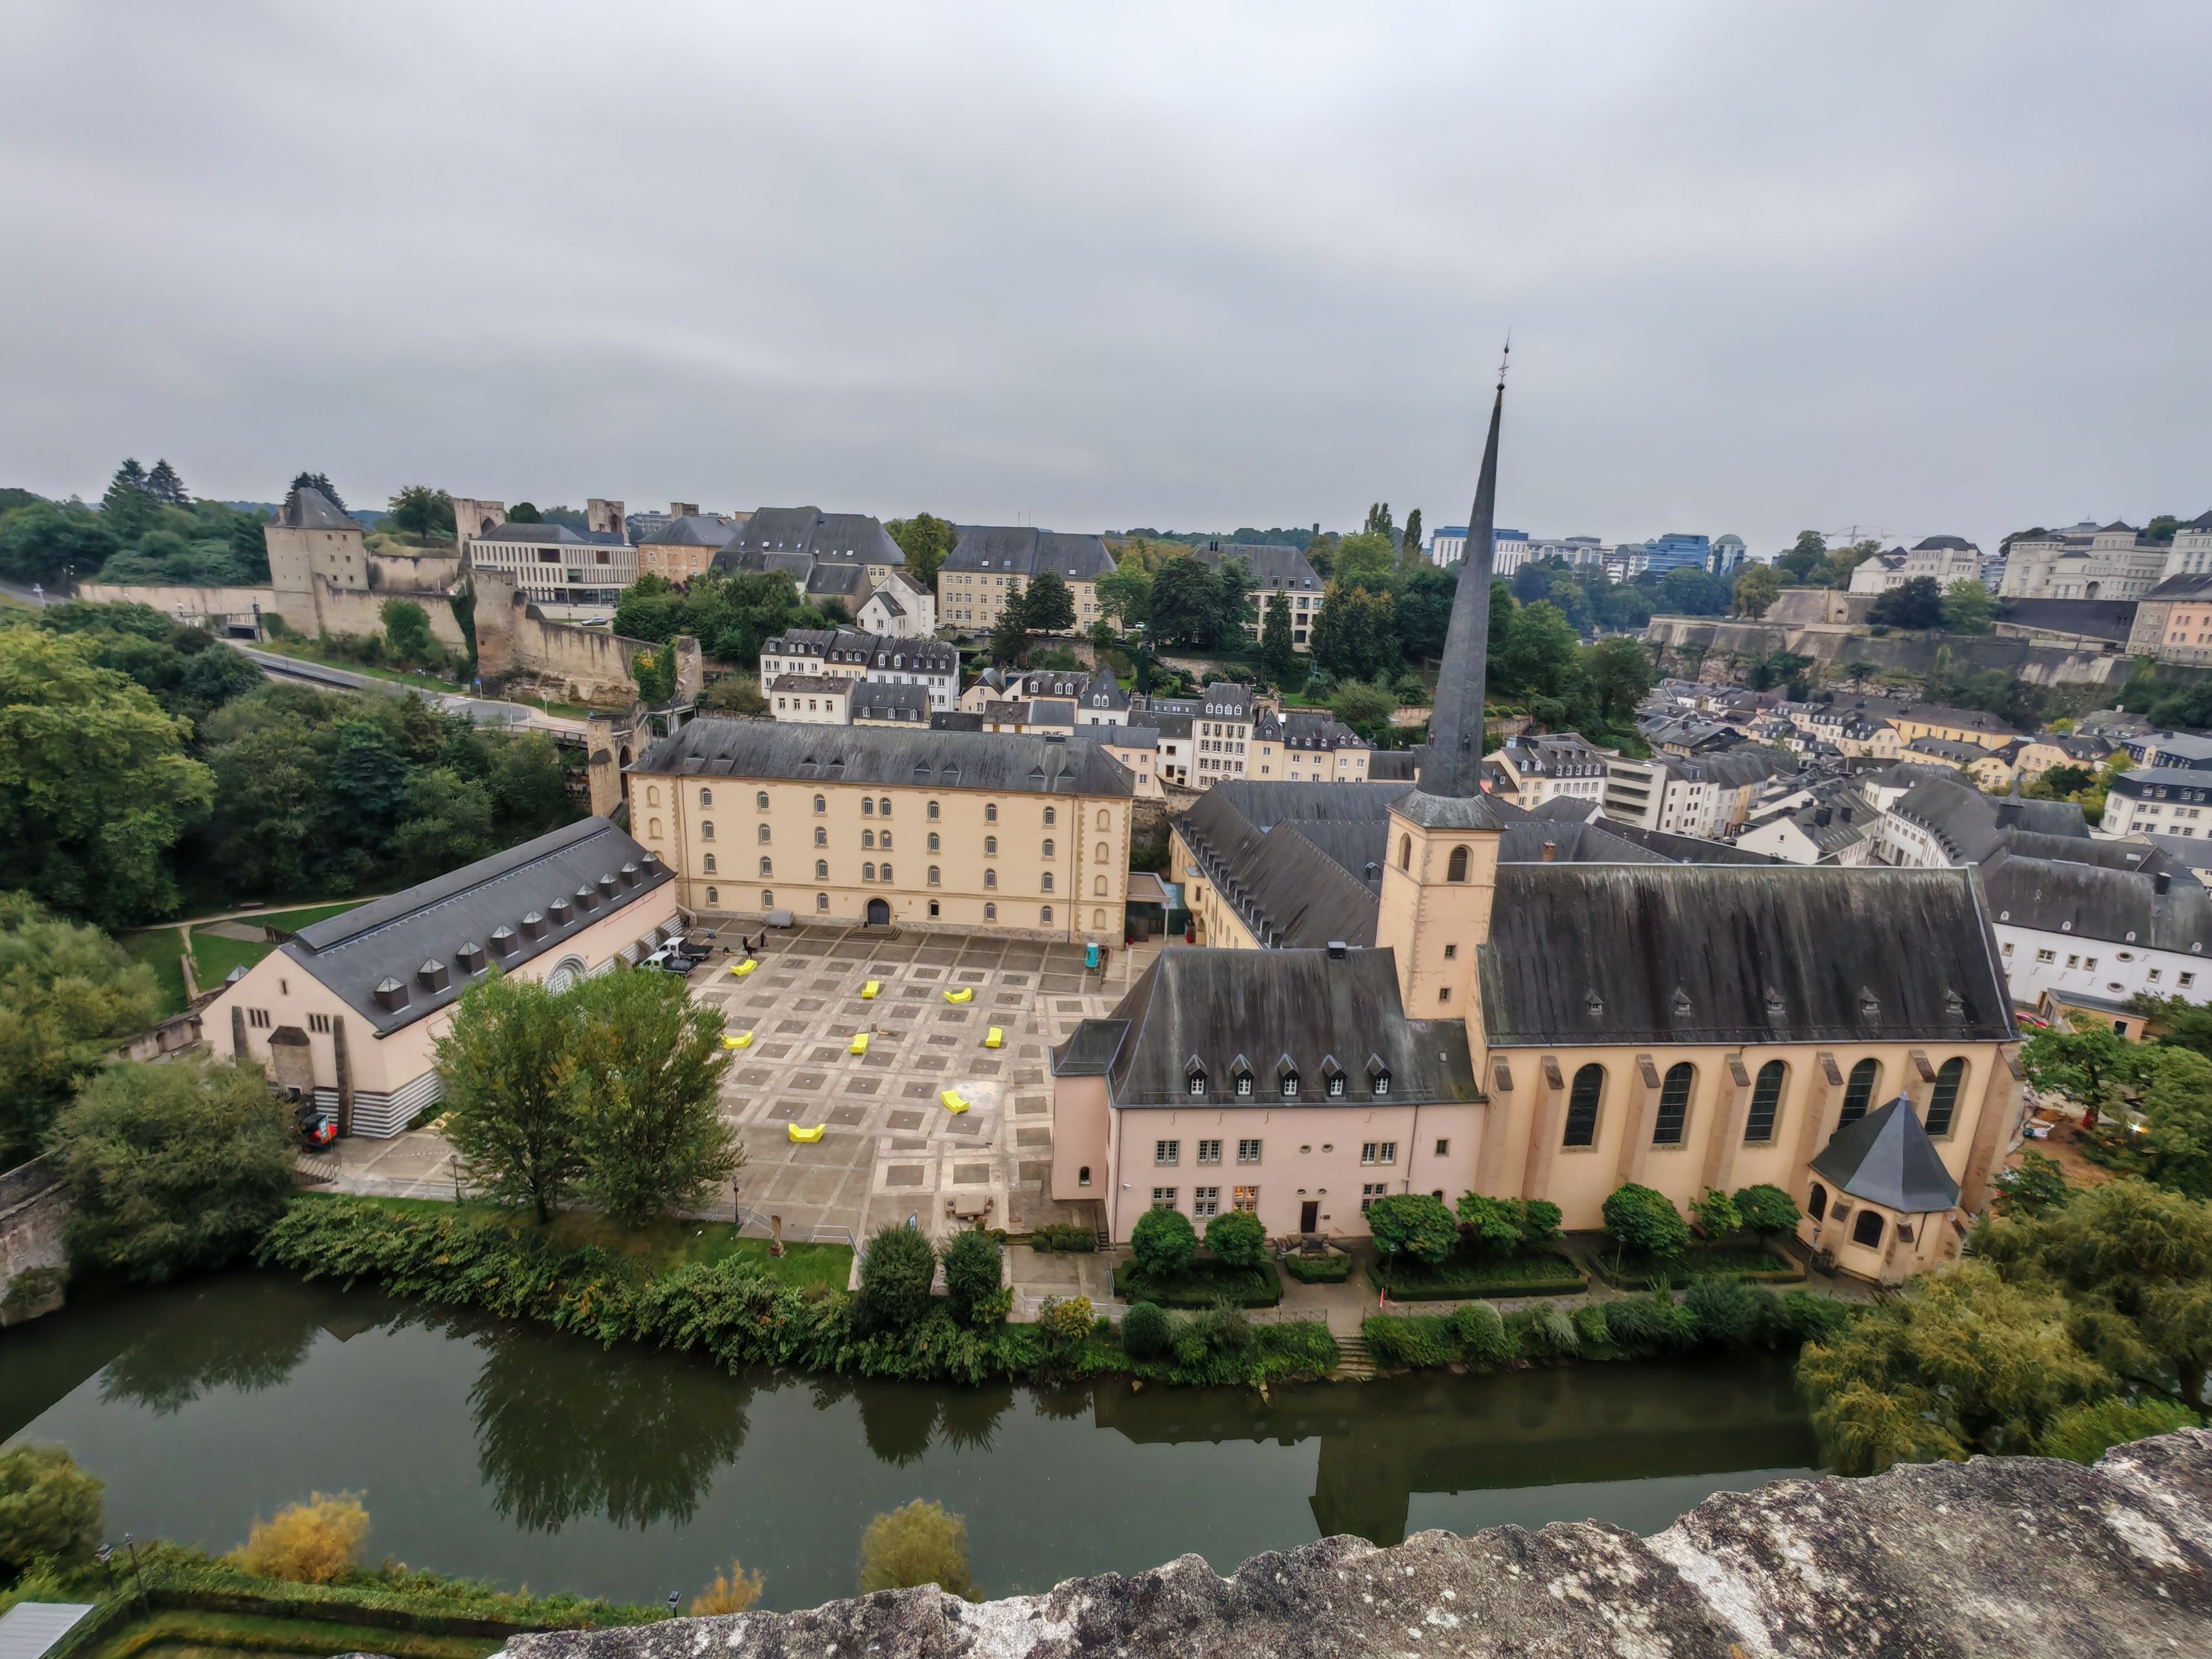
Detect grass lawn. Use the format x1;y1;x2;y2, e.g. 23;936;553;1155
80;1608;502;1659
121;926;192;1019
123;901;373;1017
1369;1248;1589;1301
1592;1241;1803;1289
320;1194;852;1291
1113;1258;1282;1307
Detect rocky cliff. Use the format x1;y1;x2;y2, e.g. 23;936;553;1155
503;1428;2212;1657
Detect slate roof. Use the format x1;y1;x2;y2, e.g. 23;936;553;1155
1477;864;2013;1047
1255;709;1369;750
276;484;356;531
941;526;1117;581
1053;946;1478;1108
1888;778;2091;862
1079;670;1130;712
724;507;903;565
851;680;932;722
640;514;740;547
1561;820;1782;864
1979;847;2212;953
1189;542;1322;593
281;818;674;1037
1913;535;1978;552
1811;1097;1961;1213
760;628;957;675
477;521;626;546
631;717;1135;796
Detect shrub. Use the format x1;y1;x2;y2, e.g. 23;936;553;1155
229;1492;370;1584
858;1499;979;1599
690;1559;766;1615
1731;1183;1801;1237
1689;1187;1743;1240
1203;1208;1267;1270
941;1229;1004;1325
1027;1223;1095;1253
1520;1199;1563;1245
2037;1399;2202;1464
1683;1276;1771;1349
1514;1301;1581;1359
1282;1251;1351;1284
1603;1183;1691;1260
1774;1291;1853;1346
1456;1193;1524;1254
1363;1314;1459;1369
1035;1295;1094;1363
860;1223;937;1331
49;1059;295;1283
1367;1193;1458;1265
1571;1301;1614;1355
1449;1300;1516;1362
0;1444;103;1576
1130;1207;1197;1279
1120;1299;1171;1359
1604;1290;1692;1354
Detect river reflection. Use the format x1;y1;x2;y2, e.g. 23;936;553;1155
2;1273;1820;1608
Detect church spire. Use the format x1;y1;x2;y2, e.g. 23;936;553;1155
1420;348;1507;799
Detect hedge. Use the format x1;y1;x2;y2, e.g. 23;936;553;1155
1369;1248;1588;1301
1026;1223;1097;1253
1282;1252;1353;1284
1592;1243;1804;1290
1113;1258;1283;1308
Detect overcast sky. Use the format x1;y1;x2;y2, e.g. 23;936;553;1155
4;3;2208;556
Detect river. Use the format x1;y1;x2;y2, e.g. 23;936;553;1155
1;1273;1821;1612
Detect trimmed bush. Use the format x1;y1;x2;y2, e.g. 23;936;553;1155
1689;1187;1743;1240
1203;1208;1267;1270
1732;1183;1801;1237
1120;1299;1171;1359
1520;1199;1563;1245
1369;1248;1587;1300
1113;1258;1282;1307
941;1229;1004;1325
1130;1207;1197;1279
1282;1251;1352;1284
1449;1300;1516;1362
1367;1193;1458;1265
860;1223;937;1330
1603;1183;1691;1259
1027;1223;1096;1253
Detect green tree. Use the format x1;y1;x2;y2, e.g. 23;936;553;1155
290;472;346;512
380;598;439;666
2127;1045;2212;1199
941;1227;1005;1324
144;458;190;507
885;512;956;587
858;1499;979;1599
1328;676;1396;738
1991;1149;2072;1217
1332;530;1396;593
1366;1193;1457;1265
1095;557;1154;630
1022;568;1077;633
393;768;495;878
49;1059;295;1283
1775;530;1829;583
434;973;587;1223
1203;1207;1266;1270
859;1222;937;1329
1733;563;1782;618
1399;508;1424;571
1392;565;1458;661
0;893;164;1160
1259;591;1297;684
1657;566;1729;617
1456;1192;1526;1255
0;624;215;926
1130;1205;1197;1280
0;501;119;586
1145;557;1222;650
387;486;456;543
2021;1015;2150;1127
1310;584;1400;682
632;648;677;704
1602;1183;1690;1259
1940;579;1995;633
988;581;1032;665
698;677;768;716
1580;635;1656;725
507;502;544;524
1689;1187;1743;1239
1120;1298;1170;1358
570;970;742;1226
101;458;159;540
1492;602;1580;700
1731;1183;1801;1237
1839;659;1881;691
1869;576;1945;630
0;1445;105;1576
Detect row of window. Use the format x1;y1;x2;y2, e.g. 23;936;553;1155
1154;1138;1426;1166
1185;1066;1390;1098
1151;1186;1258;1218
709;889;1090;927
643;785;1108;832
1557;1056;1966;1150
1807;1183;1893;1249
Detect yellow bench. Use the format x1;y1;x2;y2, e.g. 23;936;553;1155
787;1122;825;1143
943;986;974;1003
984;1026;1003;1048
850;1032;869;1056
731;958;759;977
940;1089;971;1114
722;1030;755;1050
861;979;880;999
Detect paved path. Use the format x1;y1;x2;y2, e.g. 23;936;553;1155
122;895;394;934
242;647;585;736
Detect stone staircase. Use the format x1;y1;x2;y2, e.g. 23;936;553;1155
1331;1331;1375;1381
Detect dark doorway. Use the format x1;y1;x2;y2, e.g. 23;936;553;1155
1299;1200;1319;1233
865;898;891;926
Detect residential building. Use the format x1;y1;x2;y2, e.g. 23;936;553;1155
1149;682;1259;789
850;681;935;727
635;513;742;584
1902;735;2017;792
1100;725;1163;797
768;674;853;724
2101;769;2212;839
854;569;937;638
2121;731;2212;771
1603;747;1800;839
1795;697;2019;753
1051;382;2021;1285
1074;669;1132;727
1192;544;1324;651
1484;733;1610;810
1250;709;1372;782
467;521;635;620
1846;536;1985;596
1151;712;1195;789
1981;844;2212;1018
1604;542;1651;582
936;526;1118;633
962;668;1093;712
2128;574;2212;668
2015;733;2120;780
973;699;1076;737
206;819;680;1137
1998;521;2167;601
757;629;958;711
623;721;1136;941
2163;510;2212;578
623;503;701;546
713;507;907;608
1876;777;2091;868
1736;786;1880;866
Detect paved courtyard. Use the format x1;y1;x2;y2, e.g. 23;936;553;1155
695;924;1146;1249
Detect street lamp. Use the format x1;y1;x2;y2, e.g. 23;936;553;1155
123;1532;148;1611
666;1592;682;1619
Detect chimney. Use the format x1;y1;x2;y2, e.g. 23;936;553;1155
1326;941;1348;961
1541;841;1557;862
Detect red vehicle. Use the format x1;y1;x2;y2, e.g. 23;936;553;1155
295;1102;338;1151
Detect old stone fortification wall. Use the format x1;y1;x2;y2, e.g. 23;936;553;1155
75;576;469;655
505;1430;2212;1658
309;578;470;653
471;567;643;704
367;550;464;590
1;1156;69;1326
76;582;275;623
1646;614;2133;687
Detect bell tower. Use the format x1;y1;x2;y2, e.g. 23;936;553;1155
1375;354;1509;1035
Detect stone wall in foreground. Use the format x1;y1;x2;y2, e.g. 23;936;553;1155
504;1428;2212;1658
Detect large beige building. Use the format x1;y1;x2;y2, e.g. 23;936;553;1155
205;818;681;1137
1053;384;2023;1285
937;526;1118;634
625;719;1137;943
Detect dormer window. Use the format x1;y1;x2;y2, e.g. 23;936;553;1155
1233;1066;1254;1097
1367;1054;1392;1097
1186;1058;1207;1095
